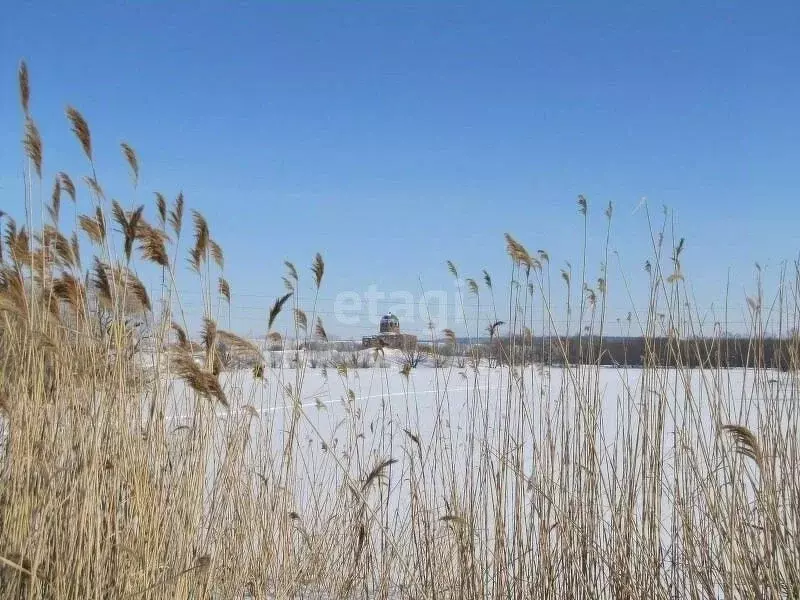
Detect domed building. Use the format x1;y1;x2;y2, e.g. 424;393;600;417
379;313;400;334
362;313;417;350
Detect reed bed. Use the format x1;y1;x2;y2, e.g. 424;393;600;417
1;62;798;599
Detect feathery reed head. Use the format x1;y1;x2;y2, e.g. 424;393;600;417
138;223;169;267
120;142;139;185
52;272;84;313
218;277;230;303
66;106;92;161
84;175;105;200
577;194;588;215
23;118;43;178
125;204;149;260
190;210;209;271
41;226;74;268
49;178;61;225
0;266;29;317
59;172;76;202
466;278;479;296
125;270;151;312
169;193;184;237
154;193;167;228
170;348;227;406
201;318;217;353
311;253;324;289
7;223;31;267
70;232;81;270
294;308;307;331
446;260;458;279
504;233;534;270
268;292;292;330
91;258;112;309
79;210;105;245
482;269;492;290
560;268;571;286
284;261;298;282
315;317;328;341
18;60;30;115
217;330;262;364
362;458;397;491
112;200;144;262
171;322;189;350
209;239;224;270
722;424;763;467
487;320;504;339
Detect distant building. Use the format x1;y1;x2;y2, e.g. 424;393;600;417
362;313;417;350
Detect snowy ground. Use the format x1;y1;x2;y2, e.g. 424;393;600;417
161;360;796;510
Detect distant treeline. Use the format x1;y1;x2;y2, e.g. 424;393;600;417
474;336;800;369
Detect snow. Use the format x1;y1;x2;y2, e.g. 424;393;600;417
161;362;795;512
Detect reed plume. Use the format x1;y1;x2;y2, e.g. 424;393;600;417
284;261;298;282
41;226;74;268
169;193;184;237
66;106;92;161
268;292;292;330
578;194;588;215
154;193;167;228
217;330;262;363
84;175;105;200
59;172;76;202
0;266;29;317
315;317;328;341
23;118;43;178
70;233;81;270
201;317;217;354
18;60;29;115
466;278;479;296
171;322;189;350
487;320;504;339
48;178;61;225
120;142;139;185
52;270;83;305
218;277;230;303
190;211;209;271
294;308;307;332
311;253;324;289
447;260;458;278
722;424;763;467
209;239;223;270
138;224;169;267
170;349;227;406
362;458;397;492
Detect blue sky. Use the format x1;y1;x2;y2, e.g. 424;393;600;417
2;2;799;338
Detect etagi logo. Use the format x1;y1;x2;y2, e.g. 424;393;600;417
333;284;451;331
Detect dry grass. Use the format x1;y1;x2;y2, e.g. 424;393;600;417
1;63;798;600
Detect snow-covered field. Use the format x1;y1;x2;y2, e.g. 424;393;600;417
161;356;796;514
139;356;799;597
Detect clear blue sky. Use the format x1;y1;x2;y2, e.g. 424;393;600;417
2;2;799;338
